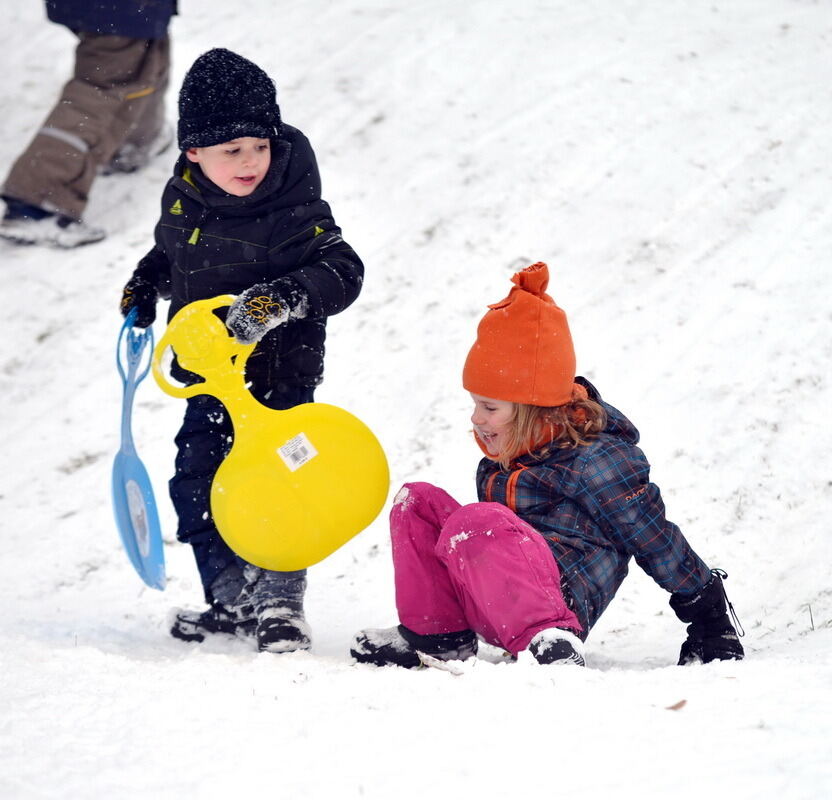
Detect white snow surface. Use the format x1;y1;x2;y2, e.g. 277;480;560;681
1;2;831;798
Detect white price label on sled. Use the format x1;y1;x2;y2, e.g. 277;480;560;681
277;432;319;472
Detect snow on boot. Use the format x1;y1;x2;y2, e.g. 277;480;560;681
0;214;105;248
529;628;586;666
255;607;312;653
170;601;255;643
350;626;421;668
350;625;477;668
243;565;311;653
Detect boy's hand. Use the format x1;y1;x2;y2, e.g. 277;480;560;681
120;275;158;328
226;282;293;344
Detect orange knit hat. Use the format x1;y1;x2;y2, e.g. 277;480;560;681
462;262;576;407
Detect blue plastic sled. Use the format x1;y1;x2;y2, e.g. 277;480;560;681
111;309;165;589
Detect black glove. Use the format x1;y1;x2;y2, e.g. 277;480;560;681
226;279;307;344
120;274;158;328
670;569;744;665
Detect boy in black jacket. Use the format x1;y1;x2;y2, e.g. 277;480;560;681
120;48;364;653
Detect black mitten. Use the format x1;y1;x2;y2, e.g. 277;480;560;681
670;569;744;665
226;279;308;344
120;273;158;328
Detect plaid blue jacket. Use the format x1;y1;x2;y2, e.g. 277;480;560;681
475;378;711;635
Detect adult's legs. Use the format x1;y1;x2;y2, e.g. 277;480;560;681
3;33;169;219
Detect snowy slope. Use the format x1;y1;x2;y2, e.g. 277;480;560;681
1;2;830;798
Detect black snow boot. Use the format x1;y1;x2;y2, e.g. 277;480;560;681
350;624;477;668
529;628;586;666
170;600;256;643
255;606;312;653
243;566;312;653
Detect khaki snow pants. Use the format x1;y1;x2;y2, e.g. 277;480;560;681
2;32;170;220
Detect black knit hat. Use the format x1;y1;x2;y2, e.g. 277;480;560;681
177;48;281;149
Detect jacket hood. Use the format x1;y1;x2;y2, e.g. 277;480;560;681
578;377;640;445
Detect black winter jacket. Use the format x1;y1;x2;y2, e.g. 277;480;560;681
135;125;364;402
46;0;176;38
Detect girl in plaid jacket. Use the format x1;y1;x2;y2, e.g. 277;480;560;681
351;262;744;668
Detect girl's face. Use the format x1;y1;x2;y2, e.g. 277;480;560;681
185;137;271;196
470;393;515;457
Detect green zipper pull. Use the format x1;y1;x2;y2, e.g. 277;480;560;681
188;227;201;245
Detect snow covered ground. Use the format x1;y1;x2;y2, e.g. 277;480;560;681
1;1;831;797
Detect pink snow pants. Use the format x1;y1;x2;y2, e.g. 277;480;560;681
391;482;581;655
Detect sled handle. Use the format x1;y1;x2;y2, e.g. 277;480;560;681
152;295;256;399
116;308;154;389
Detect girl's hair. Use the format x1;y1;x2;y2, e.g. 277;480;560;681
494;387;607;469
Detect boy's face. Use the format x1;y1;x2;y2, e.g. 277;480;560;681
185;137;271;196
470;393;515;457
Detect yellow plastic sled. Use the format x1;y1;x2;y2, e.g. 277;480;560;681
152;295;389;571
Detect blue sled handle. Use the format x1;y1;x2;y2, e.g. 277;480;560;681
116;308;154;389
116;310;154;454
